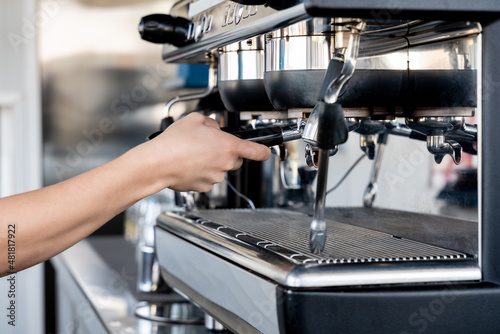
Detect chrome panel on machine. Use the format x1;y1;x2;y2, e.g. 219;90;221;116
163;2;309;63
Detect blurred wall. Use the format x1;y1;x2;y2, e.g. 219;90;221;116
40;0;179;187
1;1;43;333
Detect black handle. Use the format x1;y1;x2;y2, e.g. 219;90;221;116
139;14;192;47
316;102;349;150
148;121;291;147
228;126;291;147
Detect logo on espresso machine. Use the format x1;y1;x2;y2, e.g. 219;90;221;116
222;4;258;26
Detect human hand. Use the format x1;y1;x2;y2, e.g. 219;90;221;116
143;113;271;192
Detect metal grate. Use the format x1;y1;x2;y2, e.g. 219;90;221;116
179;209;469;265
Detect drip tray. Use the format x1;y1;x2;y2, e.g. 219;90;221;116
156;208;481;287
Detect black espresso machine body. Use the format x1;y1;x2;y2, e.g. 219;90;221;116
139;1;500;333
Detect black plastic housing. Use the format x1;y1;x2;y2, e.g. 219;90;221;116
264;69;477;112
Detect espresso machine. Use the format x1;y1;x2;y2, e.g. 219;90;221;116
137;1;500;333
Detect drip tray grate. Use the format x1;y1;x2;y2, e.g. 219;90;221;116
174;209;469;265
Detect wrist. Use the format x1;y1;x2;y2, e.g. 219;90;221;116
118;142;171;200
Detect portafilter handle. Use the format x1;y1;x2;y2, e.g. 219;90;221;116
148;123;303;147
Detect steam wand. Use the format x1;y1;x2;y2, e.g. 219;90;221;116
309;104;348;253
306;20;366;254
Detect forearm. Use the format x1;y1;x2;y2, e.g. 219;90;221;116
0;113;270;277
0;143;161;277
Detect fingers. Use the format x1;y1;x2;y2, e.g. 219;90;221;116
231;157;244;170
236;139;272;162
171;112;271;163
203;116;220;129
180;112;220;129
195;116;271;162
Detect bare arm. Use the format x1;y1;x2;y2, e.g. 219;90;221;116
0;113;270;277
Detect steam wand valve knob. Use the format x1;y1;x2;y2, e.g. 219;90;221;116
309;102;348;254
139;14;192;47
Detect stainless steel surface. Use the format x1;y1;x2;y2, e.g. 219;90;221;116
265;35;334;71
137;245;162;293
359;134;378;159
358;21;481;59
427;135;462;165
162;0;481;65
302;22;363;146
263;18;479;112
157;229;279;334
270;17;338;37
135;301;204;324
264;20;481;73
323;21;365;103
218;49;264;81
52;239;209;334
218;37;265;81
163;2;309;63
157;209;481;287
282;120;305;142
217;35;273;111
204;315;225;331
406;116;466;164
221;34;265;52
302;105;321;146
265;18;337;72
